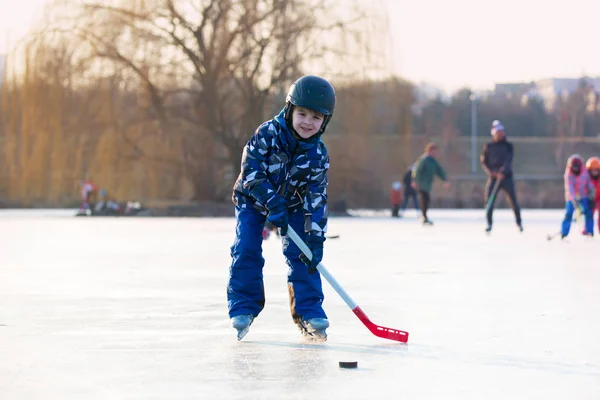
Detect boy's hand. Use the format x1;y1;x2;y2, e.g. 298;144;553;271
299;233;325;273
266;196;288;236
443;181;451;189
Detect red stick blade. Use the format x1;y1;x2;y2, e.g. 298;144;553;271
371;325;409;342
353;306;409;343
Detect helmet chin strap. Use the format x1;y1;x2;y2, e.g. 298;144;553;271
284;103;301;140
284;102;294;122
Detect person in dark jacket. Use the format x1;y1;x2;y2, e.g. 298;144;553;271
401;165;419;215
480;120;523;233
412;142;450;225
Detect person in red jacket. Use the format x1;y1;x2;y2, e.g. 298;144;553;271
585;157;600;235
391;181;403;218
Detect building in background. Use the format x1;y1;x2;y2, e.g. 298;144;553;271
519;77;600;112
493;82;536;99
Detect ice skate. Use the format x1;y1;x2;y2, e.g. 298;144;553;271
517;223;523;233
422;217;433;226
485;224;492;234
231;314;254;341
297;318;329;342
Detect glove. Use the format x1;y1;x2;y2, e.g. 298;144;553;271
299;233;325;273
266;195;288;236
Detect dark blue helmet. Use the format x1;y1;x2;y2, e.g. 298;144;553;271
284;75;336;135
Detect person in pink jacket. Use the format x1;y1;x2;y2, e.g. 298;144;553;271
561;154;595;238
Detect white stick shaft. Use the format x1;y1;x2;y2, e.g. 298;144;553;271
286;226;358;309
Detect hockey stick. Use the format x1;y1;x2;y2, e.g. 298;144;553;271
485;177;503;215
286;226;409;343
573;201;584;223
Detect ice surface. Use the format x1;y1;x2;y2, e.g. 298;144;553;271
1;209;599;399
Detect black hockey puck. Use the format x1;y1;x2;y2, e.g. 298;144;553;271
339;361;358;369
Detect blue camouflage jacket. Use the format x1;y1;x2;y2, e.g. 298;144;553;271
232;109;329;238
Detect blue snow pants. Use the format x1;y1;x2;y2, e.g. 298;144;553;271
561;198;593;236
227;205;327;322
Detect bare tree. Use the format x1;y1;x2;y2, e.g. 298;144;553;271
34;0;383;201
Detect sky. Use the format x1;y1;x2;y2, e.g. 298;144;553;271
2;0;600;94
387;0;600;92
0;0;47;54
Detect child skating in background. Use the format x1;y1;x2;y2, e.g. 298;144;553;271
391;181;403;218
585;157;600;235
228;75;336;341
561;154;595;239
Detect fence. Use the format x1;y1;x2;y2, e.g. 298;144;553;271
323;135;600;209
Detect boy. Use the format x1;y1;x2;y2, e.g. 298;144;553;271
561;154;595;239
480;120;523;233
228;75;335;341
584;156;600;235
412;142;449;225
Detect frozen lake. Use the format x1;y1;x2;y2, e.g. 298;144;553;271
1;209;599;399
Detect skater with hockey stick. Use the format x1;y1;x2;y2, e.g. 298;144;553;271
559;154;595;239
227;75;335;341
480;120;523;233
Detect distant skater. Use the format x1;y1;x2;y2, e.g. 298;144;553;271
480;120;522;233
412;142;449;225
559;154;595;239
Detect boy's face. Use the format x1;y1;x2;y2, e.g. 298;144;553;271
590;168;600;178
292;107;324;139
